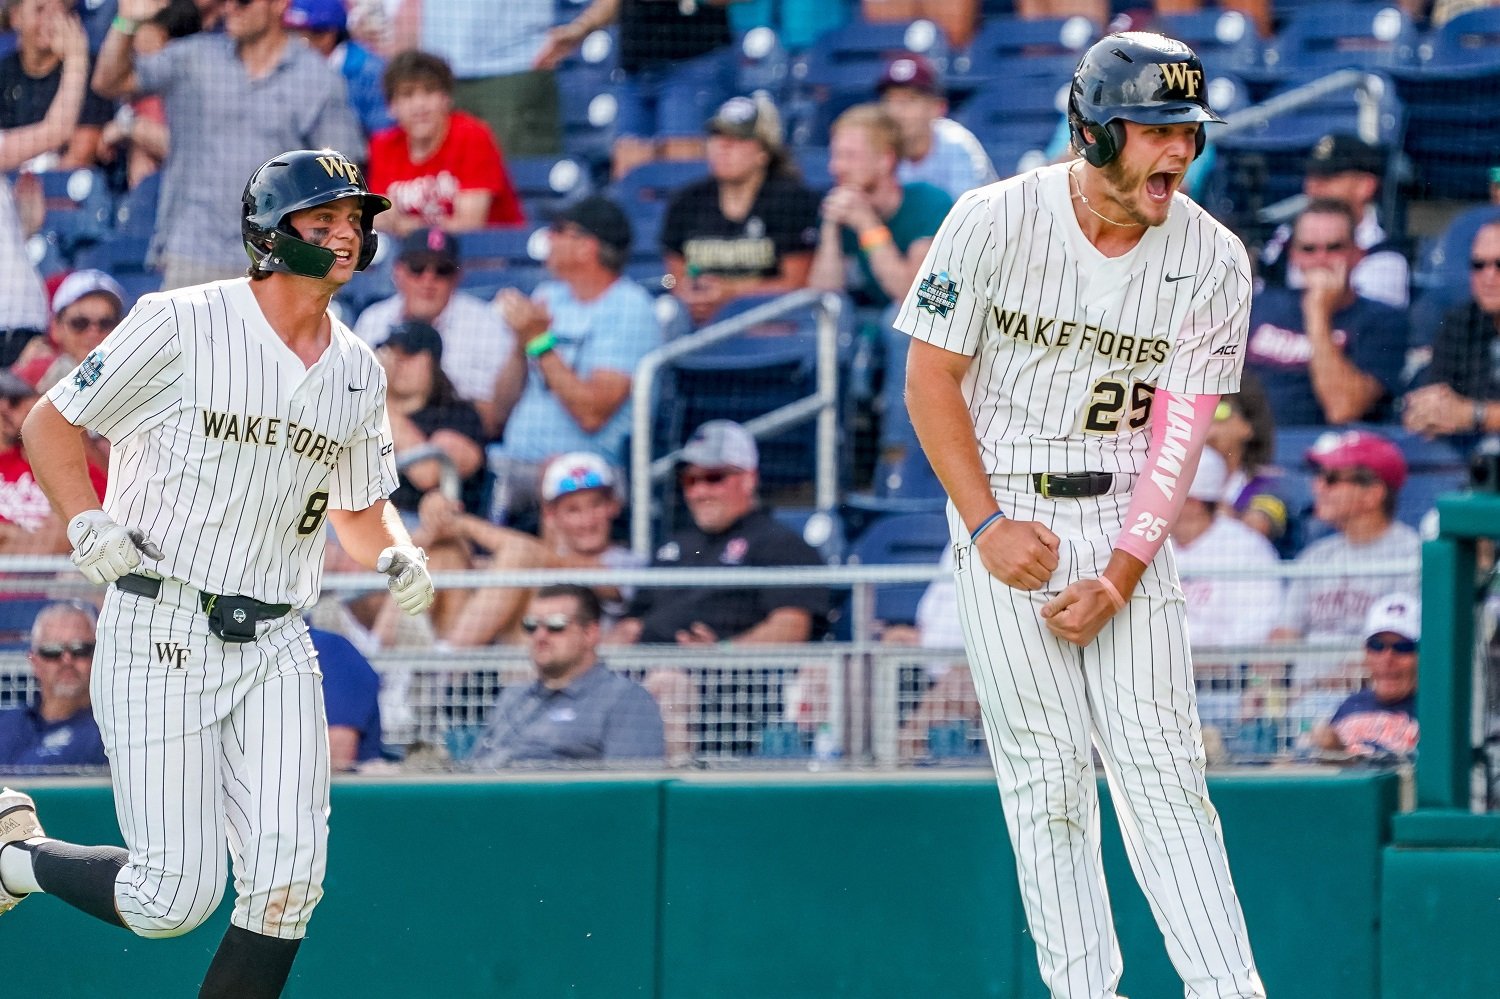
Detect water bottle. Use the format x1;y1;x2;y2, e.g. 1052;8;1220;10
811;722;840;769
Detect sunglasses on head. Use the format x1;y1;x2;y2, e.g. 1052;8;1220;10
33;641;95;661
1471;258;1500;273
680;469;736;489
405;260;458;278
520;613;574;635
1365;635;1417;654
64;315;119;334
553;470;608;496
1296;241;1349;254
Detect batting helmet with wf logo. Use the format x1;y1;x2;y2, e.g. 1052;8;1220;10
1067;32;1224;168
242;148;392;279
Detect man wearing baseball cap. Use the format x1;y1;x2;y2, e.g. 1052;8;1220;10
1273;431;1421;649
660;93;821;326
1260;132;1410;308
485;194;660;524
876;52;996;199
284;0;393;140
14;269;126;394
1311;592;1420;760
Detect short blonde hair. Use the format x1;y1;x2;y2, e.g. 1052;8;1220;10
830;103;905;161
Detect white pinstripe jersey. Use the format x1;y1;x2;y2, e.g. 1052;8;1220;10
47;278;398;608
894;161;1252;476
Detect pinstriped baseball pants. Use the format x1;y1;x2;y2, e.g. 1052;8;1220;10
947;483;1264;999
91;579;330;941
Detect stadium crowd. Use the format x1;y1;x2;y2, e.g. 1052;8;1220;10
3;0;1500;780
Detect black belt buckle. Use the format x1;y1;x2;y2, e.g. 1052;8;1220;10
115;573;162;599
1033;472;1114;499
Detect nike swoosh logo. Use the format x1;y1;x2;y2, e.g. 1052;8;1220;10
1165;273;1196;283
348;384;365;392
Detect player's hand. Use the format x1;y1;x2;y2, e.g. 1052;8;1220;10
67;509;165;585
1040;578;1124;647
975;519;1059;591
377;545;435;615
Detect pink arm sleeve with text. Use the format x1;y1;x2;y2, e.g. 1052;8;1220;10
1113;390;1221;566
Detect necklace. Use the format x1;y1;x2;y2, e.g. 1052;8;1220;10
1069;164;1144;228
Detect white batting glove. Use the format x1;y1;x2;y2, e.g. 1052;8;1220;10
377;544;435;615
67;509;165;586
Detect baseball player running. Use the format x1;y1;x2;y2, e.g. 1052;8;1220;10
0;148;434;999
898;34;1263;998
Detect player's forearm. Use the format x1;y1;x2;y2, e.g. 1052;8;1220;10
905;341;996;528
328;500;413;569
20;399;103;521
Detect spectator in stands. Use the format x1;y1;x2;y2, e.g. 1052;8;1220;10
1171;448;1284;646
94;0;198;192
0;600;107;770
1403;220;1500;452
485;195;660;524
285;0;394;142
1311;592;1420;761
0;369;106;554
536;0;737;180
466;583;665;767
0;10;86;355
876;53;997;200
93;0;364;290
367;49;525;235
614;420;830;645
0;0;114;171
1206;375;1299;554
1246;199;1408;427
353;227;524;438
809;103;953;311
13;268;126;394
1260;133;1410;309
308;626;388;771
407;450;642;647
1274;430;1421;647
660;92;821;327
390;0;562;158
376;320;486;517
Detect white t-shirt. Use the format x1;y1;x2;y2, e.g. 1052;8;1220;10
898;118;999;200
1175;515;1284;647
0;176;51;330
354;290;517;405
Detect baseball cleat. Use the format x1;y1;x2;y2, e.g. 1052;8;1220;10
0;786;45;915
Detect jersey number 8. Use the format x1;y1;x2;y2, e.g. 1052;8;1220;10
297;491;329;536
1082;378;1155;434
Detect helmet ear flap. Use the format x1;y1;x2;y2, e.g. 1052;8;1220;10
357;229;379;271
1071;115;1126;168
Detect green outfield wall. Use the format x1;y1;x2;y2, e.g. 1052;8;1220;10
9;770;1480;999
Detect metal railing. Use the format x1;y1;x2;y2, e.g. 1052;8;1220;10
628;288;845;555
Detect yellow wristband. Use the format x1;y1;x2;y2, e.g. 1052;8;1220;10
858;225;894;252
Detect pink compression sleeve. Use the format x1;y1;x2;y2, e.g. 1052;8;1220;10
1113;390;1221;566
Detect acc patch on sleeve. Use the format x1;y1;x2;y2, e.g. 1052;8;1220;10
915;271;960;318
73;350;106;390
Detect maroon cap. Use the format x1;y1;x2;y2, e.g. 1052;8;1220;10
1306;430;1407;492
877;54;942;96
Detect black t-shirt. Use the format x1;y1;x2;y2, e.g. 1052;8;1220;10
627;507;829;642
389;400;486;513
0;53;115;133
660;175;820;280
618;0;731;73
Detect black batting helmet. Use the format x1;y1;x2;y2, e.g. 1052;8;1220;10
242;149;391;278
1068;32;1223;168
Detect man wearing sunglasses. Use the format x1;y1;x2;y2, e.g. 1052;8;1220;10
1310;592;1420;761
0;600;106;770
467;584;664;767
1402;219;1500;450
14;268;125;394
1246;198;1408;427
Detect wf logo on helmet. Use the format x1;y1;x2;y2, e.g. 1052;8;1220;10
315;155;361;185
1157;62;1203;98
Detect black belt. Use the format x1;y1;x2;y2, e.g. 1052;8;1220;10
115;573;293;620
1032;472;1114;498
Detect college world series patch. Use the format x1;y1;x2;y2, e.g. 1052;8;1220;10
73;350;106;389
915;271;960;318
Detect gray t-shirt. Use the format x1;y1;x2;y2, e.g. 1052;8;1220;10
1282;522;1422;641
136;35;364;269
467;663;665;767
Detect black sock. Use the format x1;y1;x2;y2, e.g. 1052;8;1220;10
26;840;128;929
199;925;304;999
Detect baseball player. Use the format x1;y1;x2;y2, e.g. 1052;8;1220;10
0;148;434;999
898;34;1264;998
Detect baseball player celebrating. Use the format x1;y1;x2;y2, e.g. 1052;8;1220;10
0;148;434;999
899;34;1263;998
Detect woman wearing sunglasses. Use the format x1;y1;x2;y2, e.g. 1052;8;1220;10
1310;592;1420;761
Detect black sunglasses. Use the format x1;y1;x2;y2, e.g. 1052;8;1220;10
680;469;736;489
1365;636;1417;654
64;315;119;334
1318;468;1377;486
405;260;458;278
1295;241;1349;254
520;613;574;635
1471;258;1500;273
33;641;96;660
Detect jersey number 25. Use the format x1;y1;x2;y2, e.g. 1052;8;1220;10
1082;378;1155;435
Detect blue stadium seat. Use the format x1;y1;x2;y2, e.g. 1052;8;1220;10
1412;204;1500;299
949;14;1096;90
609;159;709;215
842;511;950;630
1388;52;1500;200
951;76;1068;154
1420;6;1500;68
1261;2;1420;73
1396;469;1468;530
1154;10;1262;76
453;223;550;272
773;507;847;565
792;147;832;194
72;232;153;274
0;597;52;652
506;155;592;219
112;171;160;236
1273;423;1467;475
29;167;114;257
